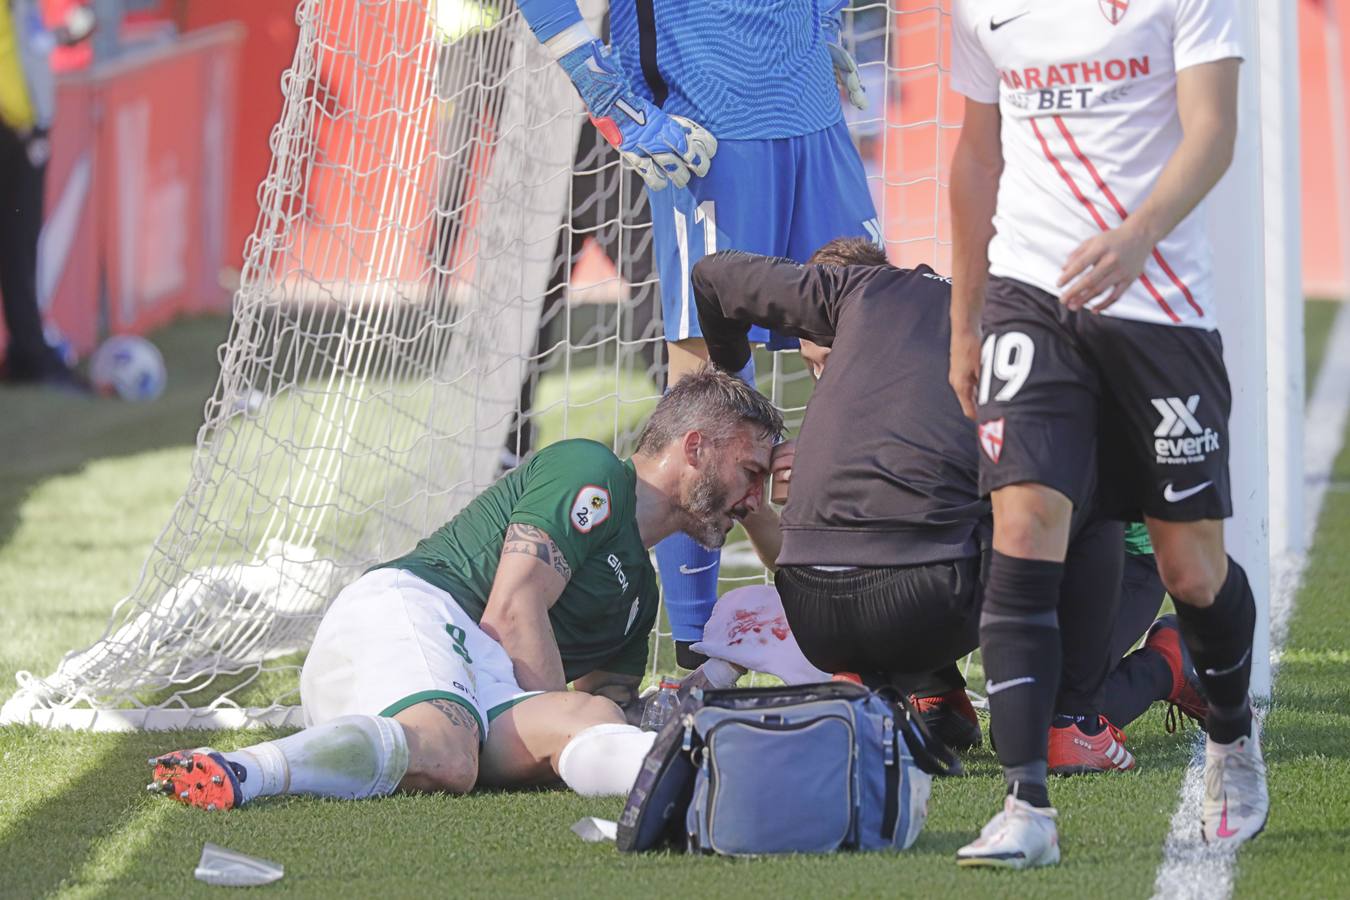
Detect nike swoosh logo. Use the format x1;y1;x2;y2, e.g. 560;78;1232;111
989;12;1029;31
985;676;1035;695
1204;647;1251;678
614;97;646;126
1163;481;1212;503
678;562;717;575
1215;797;1240;838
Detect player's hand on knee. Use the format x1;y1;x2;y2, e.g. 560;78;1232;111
559;39;716;191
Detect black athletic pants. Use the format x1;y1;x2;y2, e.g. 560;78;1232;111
0;125;64;380
777;536;1169;724
775;554;984;696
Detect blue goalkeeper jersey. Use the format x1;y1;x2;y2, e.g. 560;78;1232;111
519;0;845;140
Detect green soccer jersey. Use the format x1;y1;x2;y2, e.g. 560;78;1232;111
1124;521;1155;557
376;439;658;681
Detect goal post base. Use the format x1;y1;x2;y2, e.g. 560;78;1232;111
0;695;306;732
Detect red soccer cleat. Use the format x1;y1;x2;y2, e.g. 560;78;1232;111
147;749;242;811
1145;615;1209;733
911;689;983;752
1048;716;1136;775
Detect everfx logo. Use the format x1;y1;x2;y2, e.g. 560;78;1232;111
1152;395;1202;437
1151;395;1221;464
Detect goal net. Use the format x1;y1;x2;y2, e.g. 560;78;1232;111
2;0;954;730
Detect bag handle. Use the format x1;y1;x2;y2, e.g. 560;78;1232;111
879;687;965;778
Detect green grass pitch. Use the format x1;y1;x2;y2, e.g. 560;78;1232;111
1;305;1347;898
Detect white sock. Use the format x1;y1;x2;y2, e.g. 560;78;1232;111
557;723;657;797
223;715;409;804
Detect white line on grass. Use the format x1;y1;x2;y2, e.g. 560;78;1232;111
1151;301;1350;900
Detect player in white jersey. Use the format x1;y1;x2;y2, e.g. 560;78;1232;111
946;0;1267;868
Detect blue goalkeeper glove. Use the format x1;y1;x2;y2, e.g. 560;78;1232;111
558;39;716;191
822;2;867;111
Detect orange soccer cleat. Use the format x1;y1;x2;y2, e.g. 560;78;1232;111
147;749;243;811
1144;615;1210;733
911;689;983;752
1048;716;1136;775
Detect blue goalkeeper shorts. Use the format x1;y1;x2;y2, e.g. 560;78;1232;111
648;118;879;349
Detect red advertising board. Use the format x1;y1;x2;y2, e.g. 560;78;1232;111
0;24;241;362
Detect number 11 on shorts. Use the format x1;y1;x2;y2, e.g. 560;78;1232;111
675;201;717;339
978;331;1035;404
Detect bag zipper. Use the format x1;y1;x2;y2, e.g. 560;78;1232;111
881;715;900;841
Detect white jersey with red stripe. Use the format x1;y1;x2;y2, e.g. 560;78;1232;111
950;0;1243;329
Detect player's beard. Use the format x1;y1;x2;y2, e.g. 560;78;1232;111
680;465;735;550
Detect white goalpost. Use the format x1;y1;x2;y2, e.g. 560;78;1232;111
1;0;1302;730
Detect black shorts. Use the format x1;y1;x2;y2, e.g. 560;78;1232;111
976;277;1232;522
774;555;983;682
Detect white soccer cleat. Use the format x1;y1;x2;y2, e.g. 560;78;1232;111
956;794;1060;869
1201;721;1269;846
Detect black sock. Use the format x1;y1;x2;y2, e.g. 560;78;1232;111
1101;648;1175;729
674;640;709;670
1005;763;1051;808
1053;712;1104;735
1173;556;1255;743
1056;519;1123;720
980;551;1064;786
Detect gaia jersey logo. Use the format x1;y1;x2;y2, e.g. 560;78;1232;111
571;485;611;533
606;553;630;592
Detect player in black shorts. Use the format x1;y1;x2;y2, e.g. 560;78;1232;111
693;238;1207;760
948;0;1265;868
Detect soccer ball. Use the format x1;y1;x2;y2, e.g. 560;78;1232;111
90;335;167;401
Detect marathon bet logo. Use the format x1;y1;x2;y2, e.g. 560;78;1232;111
1151;395;1220;464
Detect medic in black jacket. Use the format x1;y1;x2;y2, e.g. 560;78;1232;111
692;239;1199;759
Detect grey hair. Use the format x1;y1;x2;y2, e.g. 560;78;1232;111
635;364;784;454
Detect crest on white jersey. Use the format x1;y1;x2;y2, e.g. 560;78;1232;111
570;485;611;533
1099;0;1129;25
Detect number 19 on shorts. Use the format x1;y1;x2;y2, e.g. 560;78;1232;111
978;331;1035;404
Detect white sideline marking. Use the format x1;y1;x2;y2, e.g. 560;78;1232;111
1151;302;1350;900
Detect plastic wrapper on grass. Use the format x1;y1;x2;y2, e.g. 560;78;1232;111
194;843;284;887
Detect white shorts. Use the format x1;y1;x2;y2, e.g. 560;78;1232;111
300;569;538;738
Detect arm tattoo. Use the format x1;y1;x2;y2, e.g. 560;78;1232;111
502;523;572;581
427;698;481;742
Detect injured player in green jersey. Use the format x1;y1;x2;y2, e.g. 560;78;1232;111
146;367;787;809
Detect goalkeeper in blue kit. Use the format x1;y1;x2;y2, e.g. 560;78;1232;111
518;0;880;665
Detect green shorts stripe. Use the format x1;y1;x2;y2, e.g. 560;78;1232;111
378;690;486;741
485;691;543;722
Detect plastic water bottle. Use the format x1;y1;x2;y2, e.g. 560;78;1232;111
639;678;681;731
